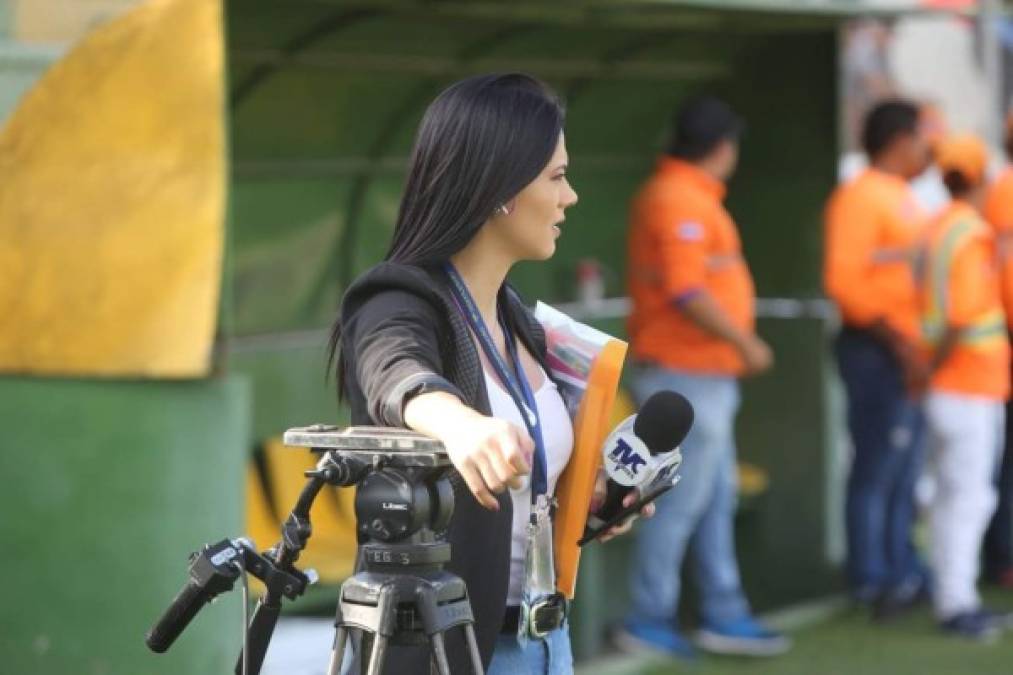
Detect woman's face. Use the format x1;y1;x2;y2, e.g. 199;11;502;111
494;134;578;261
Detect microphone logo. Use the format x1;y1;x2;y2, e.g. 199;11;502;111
601;415;652;487
608;438;647;479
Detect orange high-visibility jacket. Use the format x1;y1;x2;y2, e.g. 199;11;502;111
919;201;1009;400
824;168;925;341
627;158;755;375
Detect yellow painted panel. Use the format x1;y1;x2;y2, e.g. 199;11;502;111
0;0;225;377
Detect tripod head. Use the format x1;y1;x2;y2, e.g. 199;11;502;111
286;425;455;549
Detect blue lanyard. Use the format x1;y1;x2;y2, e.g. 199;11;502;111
444;263;548;502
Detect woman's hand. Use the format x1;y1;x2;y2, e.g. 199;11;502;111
596;492;656;543
404;391;533;510
588;469;656;544
443;414;534;510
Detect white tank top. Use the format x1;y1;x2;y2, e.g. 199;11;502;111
483;367;574;605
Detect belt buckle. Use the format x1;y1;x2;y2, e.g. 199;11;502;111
527;594;566;639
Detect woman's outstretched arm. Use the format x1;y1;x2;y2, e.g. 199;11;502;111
405;391;532;510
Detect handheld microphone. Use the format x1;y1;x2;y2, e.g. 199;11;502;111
579;390;694;545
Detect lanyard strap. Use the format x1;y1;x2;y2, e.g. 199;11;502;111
444;263;548;501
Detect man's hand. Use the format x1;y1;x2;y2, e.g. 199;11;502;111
737;334;774;375
676;292;773;376
868;319;930;397
895;339;930;397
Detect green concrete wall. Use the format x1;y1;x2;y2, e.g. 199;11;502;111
229;339;347;443
0;376;250;674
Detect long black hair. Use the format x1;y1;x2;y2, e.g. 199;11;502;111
387;73;564;263
328;73;565;391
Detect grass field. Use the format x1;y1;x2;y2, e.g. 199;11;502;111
580;590;1013;675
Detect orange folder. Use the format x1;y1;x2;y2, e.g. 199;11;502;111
553;338;628;599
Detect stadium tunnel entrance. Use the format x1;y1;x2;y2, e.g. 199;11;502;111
226;0;848;659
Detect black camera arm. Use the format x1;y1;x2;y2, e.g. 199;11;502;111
145;450;369;675
236;451;369;675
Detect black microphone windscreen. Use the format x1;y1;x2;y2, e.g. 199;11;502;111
633;390;694;454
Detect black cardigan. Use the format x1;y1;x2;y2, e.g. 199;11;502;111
339;261;551;673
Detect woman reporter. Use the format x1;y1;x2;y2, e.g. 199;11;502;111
330;73;647;674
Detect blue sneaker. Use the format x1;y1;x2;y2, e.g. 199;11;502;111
978;606;1013;631
696;616;791;657
940;610;1001;642
613;617;697;660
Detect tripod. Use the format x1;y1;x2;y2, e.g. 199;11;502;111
146;426;485;675
327;450;484;675
329;539;484;675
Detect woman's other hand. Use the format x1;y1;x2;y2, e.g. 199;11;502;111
596;490;656;543
589;470;656;543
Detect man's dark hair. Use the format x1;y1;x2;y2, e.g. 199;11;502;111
942;169;972;198
862;99;920;159
666;96;743;161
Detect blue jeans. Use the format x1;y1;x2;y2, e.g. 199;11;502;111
835;328;925;596
487;624;573;675
626;366;751;626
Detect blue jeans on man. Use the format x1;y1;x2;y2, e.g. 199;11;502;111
617;365;788;658
835;327;926;605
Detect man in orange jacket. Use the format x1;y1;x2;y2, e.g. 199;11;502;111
981;115;1013;587
919;134;1009;639
617;97;788;659
824;100;932;618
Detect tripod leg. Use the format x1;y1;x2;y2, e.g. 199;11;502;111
462;623;485;675
365;634;388;675
428;632;452;675
327;626;349;675
234;597;282;675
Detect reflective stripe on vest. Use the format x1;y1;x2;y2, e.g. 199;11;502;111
634;253;741;285
706;253;742;270
870;246;913;264
922;218;1006;349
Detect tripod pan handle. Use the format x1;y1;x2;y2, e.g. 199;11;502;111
145;578;210;653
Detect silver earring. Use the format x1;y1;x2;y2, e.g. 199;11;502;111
498;204;510;216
